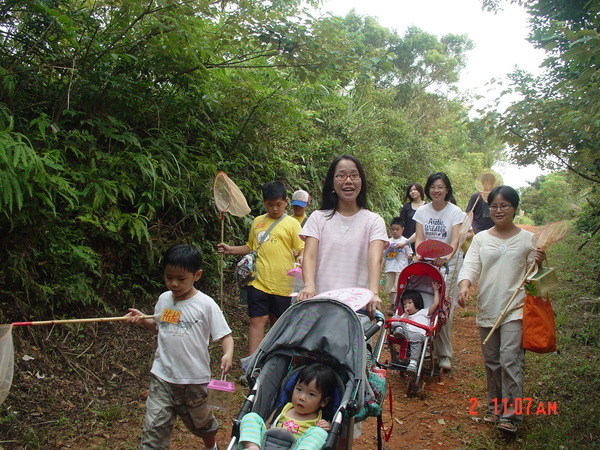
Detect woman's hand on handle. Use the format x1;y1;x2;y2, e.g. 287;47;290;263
534;248;546;264
367;293;383;319
297;285;316;301
433;256;448;267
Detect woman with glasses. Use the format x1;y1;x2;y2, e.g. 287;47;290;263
457;186;545;435
296;155;388;319
413;172;465;371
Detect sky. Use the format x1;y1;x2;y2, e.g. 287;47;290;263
318;0;548;187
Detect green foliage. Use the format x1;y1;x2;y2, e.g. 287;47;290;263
519;172;582;225
493;0;599;187
0;0;504;320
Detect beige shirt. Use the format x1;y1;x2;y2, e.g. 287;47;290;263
458;229;537;327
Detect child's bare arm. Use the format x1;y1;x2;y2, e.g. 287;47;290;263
220;334;234;375
264;409;277;429
217;243;251;256
428;281;441;316
125;308;157;334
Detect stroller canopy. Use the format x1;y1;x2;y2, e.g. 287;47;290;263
246;298;367;382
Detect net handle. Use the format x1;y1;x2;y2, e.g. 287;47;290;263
10;315;153;326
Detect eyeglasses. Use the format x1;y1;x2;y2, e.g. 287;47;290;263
489;204;513;211
335;172;361;181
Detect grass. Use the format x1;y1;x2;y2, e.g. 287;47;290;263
518;229;599;449
93;404;129;424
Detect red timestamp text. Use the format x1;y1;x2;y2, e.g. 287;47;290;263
469;398;558;416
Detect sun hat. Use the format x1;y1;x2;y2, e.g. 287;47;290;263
291;190;310;207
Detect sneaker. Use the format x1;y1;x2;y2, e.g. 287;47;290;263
438;357;451;369
406;360;418;372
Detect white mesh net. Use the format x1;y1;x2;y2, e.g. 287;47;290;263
0;324;13;405
213;172;251;217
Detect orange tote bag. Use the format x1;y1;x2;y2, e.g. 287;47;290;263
522;293;557;353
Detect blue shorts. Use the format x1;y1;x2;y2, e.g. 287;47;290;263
247;286;291;318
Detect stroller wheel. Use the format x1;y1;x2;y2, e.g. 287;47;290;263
406;376;425;398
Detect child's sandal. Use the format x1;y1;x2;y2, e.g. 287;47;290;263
497;420;518;434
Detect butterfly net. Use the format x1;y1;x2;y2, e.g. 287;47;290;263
0;324;13;405
213;172;251;217
475;170;503;193
536;221;569;250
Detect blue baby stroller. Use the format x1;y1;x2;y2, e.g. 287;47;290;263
226;297;386;450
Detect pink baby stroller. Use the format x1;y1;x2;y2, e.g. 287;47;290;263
385;261;450;397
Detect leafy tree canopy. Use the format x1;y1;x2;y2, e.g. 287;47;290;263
0;0;502;318
485;0;599;185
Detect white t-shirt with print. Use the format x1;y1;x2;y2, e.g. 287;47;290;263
151;290;231;384
413;202;464;246
384;236;413;273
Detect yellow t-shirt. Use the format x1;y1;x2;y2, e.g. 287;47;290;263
275;402;322;435
247;214;304;296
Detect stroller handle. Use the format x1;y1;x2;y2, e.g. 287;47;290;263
364;311;386;341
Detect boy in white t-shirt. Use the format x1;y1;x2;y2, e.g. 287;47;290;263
126;244;234;450
390;281;440;372
383;217;413;309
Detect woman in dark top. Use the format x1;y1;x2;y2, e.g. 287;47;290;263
399;182;426;250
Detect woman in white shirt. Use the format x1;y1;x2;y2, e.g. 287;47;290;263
458;186;545;434
413;172;464;370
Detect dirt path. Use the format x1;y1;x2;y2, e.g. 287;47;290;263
121;305;496;450
354;309;490;449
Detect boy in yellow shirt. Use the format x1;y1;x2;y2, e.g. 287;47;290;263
218;181;304;355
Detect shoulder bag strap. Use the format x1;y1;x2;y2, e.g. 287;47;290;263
257;213;287;249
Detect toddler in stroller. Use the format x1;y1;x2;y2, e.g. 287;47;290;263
239;363;335;450
227;297;385;450
389;282;441;372
385;261;449;396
